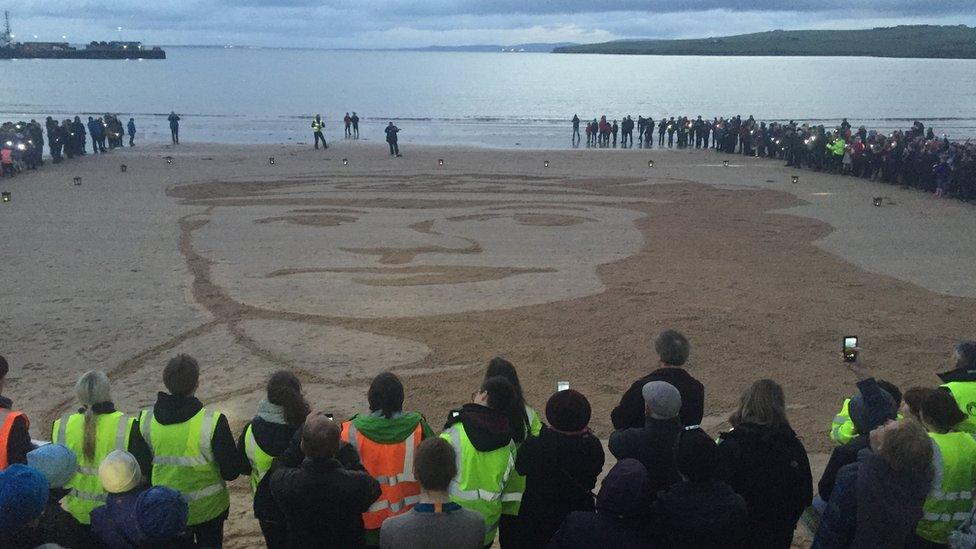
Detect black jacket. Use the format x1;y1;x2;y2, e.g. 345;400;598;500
0;395;33;467
653;480;749;548
611;368;704;429
512;426;605;548
237;416;300;476
254;424;366;523
149;392;239;482
608;418;682;497
443;403;515;452
717;422;812;549
269;457;381;549
237;415;301;521
818;435;869;501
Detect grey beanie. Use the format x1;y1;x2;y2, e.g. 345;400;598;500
642;381;682;420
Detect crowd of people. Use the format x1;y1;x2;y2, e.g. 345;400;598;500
571;113;976;202
0;115;137;179
4;335;976;548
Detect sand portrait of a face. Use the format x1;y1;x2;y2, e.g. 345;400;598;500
194;187;645;318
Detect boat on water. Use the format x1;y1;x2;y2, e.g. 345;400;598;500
0;11;166;60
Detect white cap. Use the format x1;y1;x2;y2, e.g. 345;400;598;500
98;450;142;494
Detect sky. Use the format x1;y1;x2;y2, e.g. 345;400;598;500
7;1;976;48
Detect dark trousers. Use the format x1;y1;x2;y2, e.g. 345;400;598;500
353;124;359;138
314;131;327;149
188;516;225;549
388;140;399;155
259;520;287;549
171;127;179;144
129;133;135;146
658;132;665;146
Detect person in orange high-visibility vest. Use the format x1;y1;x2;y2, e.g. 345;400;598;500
341;372;434;547
0;355;33;470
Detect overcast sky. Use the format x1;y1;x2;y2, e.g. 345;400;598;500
9;1;976;48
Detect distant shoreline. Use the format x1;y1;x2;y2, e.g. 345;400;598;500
554;25;976;59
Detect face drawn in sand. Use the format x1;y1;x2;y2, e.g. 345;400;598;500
194;190;644;318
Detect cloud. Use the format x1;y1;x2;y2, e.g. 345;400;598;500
8;1;976;47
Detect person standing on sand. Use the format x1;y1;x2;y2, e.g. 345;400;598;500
611;330;703;430
385;122;401;157
237;371;310;549
0;355;33;470
311;115;327;150
344;113;352;138
127;118;136;147
351;112;360;139
140;354;240;549
572;114;580;147
168;112;180;144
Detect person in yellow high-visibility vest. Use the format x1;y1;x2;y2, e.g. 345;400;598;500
237;370;310;549
482;357;542;548
914;388;976;546
50;370;152;525
441;376;524;547
311;115;328;150
937;341;976;433
828;379;902;446
141;354;240;549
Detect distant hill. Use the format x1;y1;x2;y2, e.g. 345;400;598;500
553;26;976;59
410;42;577;53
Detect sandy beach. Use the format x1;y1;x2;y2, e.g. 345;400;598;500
2;140;975;546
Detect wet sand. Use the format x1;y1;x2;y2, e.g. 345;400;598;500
2;141;975;547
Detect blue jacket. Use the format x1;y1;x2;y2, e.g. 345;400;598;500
127;121;136;135
90;489;145;549
88;120;103;138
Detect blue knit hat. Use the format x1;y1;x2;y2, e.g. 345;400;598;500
27;443;78;488
136;486;188;541
0;464;49;530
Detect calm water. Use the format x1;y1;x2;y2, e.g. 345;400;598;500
2;47;975;148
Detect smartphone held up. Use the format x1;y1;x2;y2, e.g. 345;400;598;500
843;336;858;362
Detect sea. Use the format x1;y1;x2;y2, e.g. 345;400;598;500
2;47;975;148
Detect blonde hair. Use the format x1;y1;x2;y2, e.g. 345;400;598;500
75;371;112;461
729;379;788;428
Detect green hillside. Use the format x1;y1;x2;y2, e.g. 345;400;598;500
553;25;976;59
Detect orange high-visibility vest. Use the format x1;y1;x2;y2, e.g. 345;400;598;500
0;408;28;470
341;420;423;530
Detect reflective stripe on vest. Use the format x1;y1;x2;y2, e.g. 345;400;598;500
442;423;517;545
243;424;275;495
0;408;28;470
141;407;229;525
916;432;976;544
52;411;132;524
343;420;423;529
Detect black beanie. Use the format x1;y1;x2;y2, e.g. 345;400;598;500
546;389;591;433
676;428;719;482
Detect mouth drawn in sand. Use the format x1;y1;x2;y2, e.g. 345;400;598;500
266;265;556;286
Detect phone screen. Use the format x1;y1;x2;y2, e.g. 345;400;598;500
451;411;460;418
843;336;858;362
557;381;570;392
